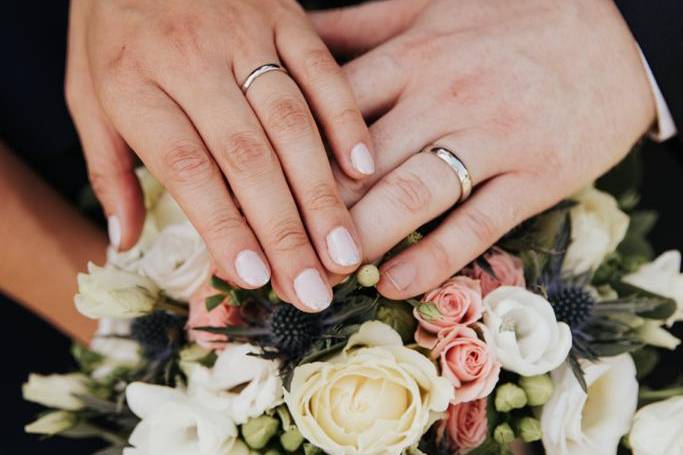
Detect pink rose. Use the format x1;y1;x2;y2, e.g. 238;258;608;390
464;247;525;296
433;325;500;405
414;276;483;349
437;399;488;454
186;282;241;350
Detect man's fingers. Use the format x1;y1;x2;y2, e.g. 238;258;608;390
308;0;429;57
98;80;273;291
277;22;375;180
376;173;552;299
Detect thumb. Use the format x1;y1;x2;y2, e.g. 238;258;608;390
308;0;429;57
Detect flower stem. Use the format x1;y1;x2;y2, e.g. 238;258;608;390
639;386;683;402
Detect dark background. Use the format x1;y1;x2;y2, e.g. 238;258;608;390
1;1;681;453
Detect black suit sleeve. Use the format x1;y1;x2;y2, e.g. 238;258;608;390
615;1;683;139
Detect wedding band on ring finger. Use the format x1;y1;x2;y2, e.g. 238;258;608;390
423;145;473;203
240;63;289;94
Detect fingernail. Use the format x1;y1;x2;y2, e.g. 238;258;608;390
294;268;332;311
351;143;375;175
383;262;416;291
326;226;360;267
107;215;121;250
235;250;270;287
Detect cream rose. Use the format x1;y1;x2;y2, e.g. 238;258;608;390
623;250;683;326
284;321;453;455
483;286;572;376
563;186;629;275
125;382;244;455
140;222;211;301
630;396;683;455
75;262;159;319
541;354;638;455
184;343;283;425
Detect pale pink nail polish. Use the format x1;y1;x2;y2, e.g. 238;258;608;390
351;143;375;175
235;250;270;287
327;227;360;267
294;268;332;311
108;215;121;250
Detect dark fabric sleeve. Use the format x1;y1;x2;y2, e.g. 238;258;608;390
615;1;683;139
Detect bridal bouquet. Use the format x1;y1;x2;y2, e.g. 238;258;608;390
23;154;683;455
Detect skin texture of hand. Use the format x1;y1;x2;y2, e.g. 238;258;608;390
66;0;374;312
311;0;656;299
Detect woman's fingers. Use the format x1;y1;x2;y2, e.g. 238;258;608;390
97;80;274;292
376;173;552;299
157;63;336;311
351;132;503;261
277;22;375;179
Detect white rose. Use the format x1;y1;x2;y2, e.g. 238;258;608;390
125;382;243;455
75;262;159;319
25;411;77;435
135;167;165;210
22;373;91;410
541;354;637;455
623;251;683;326
563;186;629;275
483;286;572;376
284;321;453;455
90;337;143;380
152;191;189;230
630;396;683;455
184;343;283;425
107;218;160;273
140;222;210;301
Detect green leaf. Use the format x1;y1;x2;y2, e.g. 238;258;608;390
628;210;658;237
568;351;588;393
631;347;660;380
211;275;232;293
205;294;225;312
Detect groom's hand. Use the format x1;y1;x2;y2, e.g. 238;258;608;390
312;0;656;298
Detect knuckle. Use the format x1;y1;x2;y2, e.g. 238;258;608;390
269;218;310;253
307;182;342;212
335;171;368;205
382;170;432;214
204;212;248;240
333;107;362;129
267;96;313;137
222;131;275;177
163;141;215;183
461;206;501;245
426;237;455;273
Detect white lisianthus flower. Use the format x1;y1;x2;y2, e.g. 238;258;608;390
284;321;453;455
125;382;244;455
95;318;133;337
623;251;683;326
90;337;142;380
541;354;638;455
563;186;629;275
483;286;572;376
25;411;77;435
184;343;283;425
140;222;210;301
630;396;683;455
75;262;159;319
22;373;91;410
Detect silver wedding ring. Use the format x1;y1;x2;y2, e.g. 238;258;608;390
427;146;473;203
240;63;289;94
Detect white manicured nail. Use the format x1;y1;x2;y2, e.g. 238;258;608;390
294;268;332;311
107;215;121;250
350;143;375;175
235;250;270;287
327;226;360;266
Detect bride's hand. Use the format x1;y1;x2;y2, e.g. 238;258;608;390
312;0;656;298
66;0;374;311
